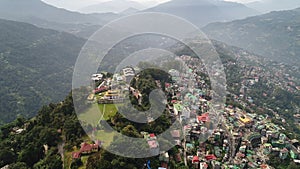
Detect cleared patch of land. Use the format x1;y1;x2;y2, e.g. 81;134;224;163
78;103;119;125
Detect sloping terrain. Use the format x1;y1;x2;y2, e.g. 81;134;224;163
203;8;300;66
145;0;259;27
0;19;85;124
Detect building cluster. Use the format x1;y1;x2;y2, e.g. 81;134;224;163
72;141;101;159
89;67;139;104
236;51;300;96
220;104;300;168
153;55;299;169
84;54;299;169
154;55;226;169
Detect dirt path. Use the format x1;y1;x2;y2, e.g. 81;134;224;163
58;141;65;168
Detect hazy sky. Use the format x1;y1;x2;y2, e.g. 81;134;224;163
42;0;171;11
225;0;258;3
42;0;259;11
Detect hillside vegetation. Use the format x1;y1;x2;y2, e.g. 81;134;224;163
0;19;85;124
204;8;300;66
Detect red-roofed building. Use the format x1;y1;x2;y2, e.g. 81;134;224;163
148;140;158;149
72;142;100;159
200;162;208;169
80;142;99;154
192;156;199;163
205;154;217;161
93;86;108;94
149;133;156;138
171;100;177;103
260;164;271;169
72;152;81;159
197;113;209;123
165;83;171;88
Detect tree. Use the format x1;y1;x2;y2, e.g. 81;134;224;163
121;125;140;138
70;158;83;169
287;162;299;169
33;154;62;169
0;148;16;167
8;162;29;169
39;128;61;146
18;143;44;167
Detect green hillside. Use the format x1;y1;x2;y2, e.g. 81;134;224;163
0;19;85;124
0;0;119;37
203;8;300;66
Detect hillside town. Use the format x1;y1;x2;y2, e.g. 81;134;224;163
77;54;300;169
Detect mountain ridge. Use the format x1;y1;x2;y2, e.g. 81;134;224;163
0;0;119;37
79;0;145;14
144;0;260;27
246;0;300;13
0;18;86;124
203;7;300;66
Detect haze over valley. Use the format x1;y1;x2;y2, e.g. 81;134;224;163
0;1;299;169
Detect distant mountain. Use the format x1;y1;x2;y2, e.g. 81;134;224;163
0;0;120;37
80;0;145;13
203;8;300;66
247;0;300;13
144;0;259;27
0;19;85;124
120;7;139;15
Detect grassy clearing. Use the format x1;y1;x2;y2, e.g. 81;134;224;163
78;104;102;125
67;103;118;168
94;130;116;148
78;103;119;125
63;132;115;169
98;104;119;120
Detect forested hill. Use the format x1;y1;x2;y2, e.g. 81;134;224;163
0;39;299;168
203;7;300;66
0;90;86;169
0;0;119;37
0;19;85;124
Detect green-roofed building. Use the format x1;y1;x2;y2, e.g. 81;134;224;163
290;150;298;159
233;165;240;169
272;140;286;149
174;103;184;112
247;150;254;155
257;125;265;130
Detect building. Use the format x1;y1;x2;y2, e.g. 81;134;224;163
72;152;81;159
91;74;103;81
200;162;208;169
205;154;217;161
122;67;135;83
197;113;209;123
290;149;298;159
80;142;99;154
98;90;123;104
279;148;289;159
192;156;200;169
72;141;100;159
